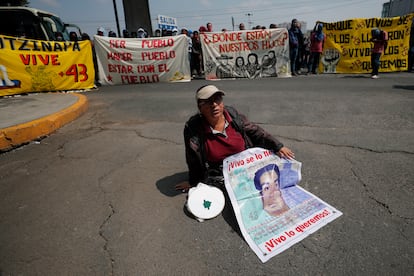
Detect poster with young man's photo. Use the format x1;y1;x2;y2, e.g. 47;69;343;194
223;147;342;263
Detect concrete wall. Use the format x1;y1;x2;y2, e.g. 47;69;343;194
122;0;152;36
383;0;414;17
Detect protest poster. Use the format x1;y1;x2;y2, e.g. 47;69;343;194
321;14;414;73
94;34;191;85
0;34;95;97
223;147;342;263
157;15;178;31
200;28;291;80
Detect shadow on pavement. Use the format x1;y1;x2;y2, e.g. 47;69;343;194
156;171;188;197
393;85;414;90
341;75;370;78
222;193;243;238
155;172;243;237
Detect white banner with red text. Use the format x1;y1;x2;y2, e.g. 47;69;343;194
94;34;191;85
200;29;291;80
223;147;342;263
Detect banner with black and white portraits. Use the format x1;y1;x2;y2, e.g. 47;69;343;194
200;29;291;80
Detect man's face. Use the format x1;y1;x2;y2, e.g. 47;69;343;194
294;20;300;28
259;170;288;216
198;93;224;121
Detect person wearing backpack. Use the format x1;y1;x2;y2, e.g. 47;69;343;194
370;28;388;79
176;85;295;192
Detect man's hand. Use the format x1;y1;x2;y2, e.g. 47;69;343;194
175;181;191;193
277;146;295;160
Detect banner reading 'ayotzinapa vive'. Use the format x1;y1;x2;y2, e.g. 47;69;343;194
94;34;191;85
321;14;413;73
0;35;95;96
201;28;291;80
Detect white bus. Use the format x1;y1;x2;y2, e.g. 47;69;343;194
0;6;81;41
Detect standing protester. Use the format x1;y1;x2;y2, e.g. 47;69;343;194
302;35;311;73
69;31;78;41
370;28;388;79
206;22;213;32
309;22;326;74
137;28;147;38
191;31;203;77
181;27;192;68
122;29;130;38
97;27;105;36
288;19;304;76
408;22;414;72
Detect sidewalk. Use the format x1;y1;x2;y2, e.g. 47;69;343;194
0;92;88;152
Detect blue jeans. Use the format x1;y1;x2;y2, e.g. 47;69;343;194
290;47;299;73
371;53;381;75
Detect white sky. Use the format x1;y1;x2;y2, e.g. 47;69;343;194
29;0;386;36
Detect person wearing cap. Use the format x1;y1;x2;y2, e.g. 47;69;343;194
177;85;295;192
137;28;146;38
97;27;105;36
154;29;162;37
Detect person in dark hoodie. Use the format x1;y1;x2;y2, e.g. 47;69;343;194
288;19;304;76
309;22;326;74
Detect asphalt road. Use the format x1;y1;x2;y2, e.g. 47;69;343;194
1;73;413;275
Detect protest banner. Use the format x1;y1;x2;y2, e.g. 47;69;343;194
200;29;291;80
0;35;95;97
157;15;178;31
223;147;342;263
94;34;191;85
321;14;414;73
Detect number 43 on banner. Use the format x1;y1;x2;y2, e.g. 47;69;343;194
59;64;88;82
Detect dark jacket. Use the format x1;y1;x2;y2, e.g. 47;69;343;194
288;27;304;49
184;106;284;186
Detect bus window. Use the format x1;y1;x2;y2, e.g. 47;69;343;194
0;9;47;40
0;7;81;41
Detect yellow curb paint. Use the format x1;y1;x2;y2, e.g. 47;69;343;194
0;93;88;151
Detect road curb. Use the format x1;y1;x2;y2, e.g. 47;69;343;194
0;93;88;152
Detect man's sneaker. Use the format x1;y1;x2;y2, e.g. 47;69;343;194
371;75;379;79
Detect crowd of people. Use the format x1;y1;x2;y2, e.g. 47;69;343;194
87;20;329;77
78;18;413;79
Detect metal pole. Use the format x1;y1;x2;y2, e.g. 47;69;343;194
246;13;253;29
113;0;121;37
